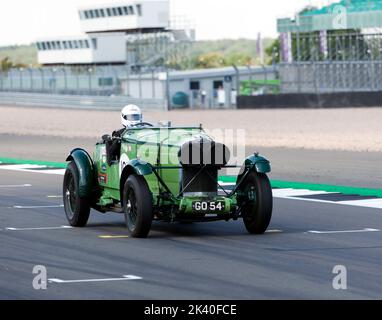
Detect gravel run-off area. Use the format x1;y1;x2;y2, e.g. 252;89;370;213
1;105;382;152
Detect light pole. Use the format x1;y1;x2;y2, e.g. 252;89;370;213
88;67;93;94
232;64;240;98
246;64;252;95
62;67;68;93
28;66;33;91
0;70;3;91
52;68;57;93
19;67;24;91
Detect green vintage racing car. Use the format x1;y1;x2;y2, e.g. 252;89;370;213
63;122;273;238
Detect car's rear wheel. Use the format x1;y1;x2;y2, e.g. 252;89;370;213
123;175;153;238
63;162;91;227
239;171;273;234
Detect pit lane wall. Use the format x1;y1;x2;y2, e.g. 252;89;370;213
237;91;382;109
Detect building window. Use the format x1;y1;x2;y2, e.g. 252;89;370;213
56;41;61;50
136;4;142;16
63;41;67;49
190;81;200;90
123;6;129;15
98;77;114;87
85;40;90;48
112;7;118;16
91;38;98;50
84;11;89;19
106;8;112;16
68;41;73;49
100;9;105;17
117;7;122;16
129;6;134;14
94;10;100;18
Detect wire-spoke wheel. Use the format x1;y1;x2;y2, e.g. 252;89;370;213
63;162;90;227
123;175;153;238
239;172;273;234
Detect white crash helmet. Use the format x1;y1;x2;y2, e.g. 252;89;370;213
121;104;142;127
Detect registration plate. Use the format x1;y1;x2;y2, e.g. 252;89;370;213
192;201;225;212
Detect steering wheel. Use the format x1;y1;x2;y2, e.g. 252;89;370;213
133;122;154;128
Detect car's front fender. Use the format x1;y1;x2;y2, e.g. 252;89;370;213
244;154;271;174
66;148;94;198
127;159;153;176
236;154;271;186
119;159;153;204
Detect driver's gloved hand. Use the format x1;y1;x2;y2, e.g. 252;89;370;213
112;128;125;138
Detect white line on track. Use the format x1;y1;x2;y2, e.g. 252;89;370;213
0;164;46;170
0;165;65;175
12;205;64;209
338;199;382;209
0;184;32;188
48;275;142;284
266;229;283;233
307;228;380;234
6;226;73;231
272;188;334;198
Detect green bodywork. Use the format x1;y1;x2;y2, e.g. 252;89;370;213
66;148;94;198
67;126;271;220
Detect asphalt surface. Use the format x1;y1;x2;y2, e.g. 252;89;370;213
1;134;382;189
1;169;381;299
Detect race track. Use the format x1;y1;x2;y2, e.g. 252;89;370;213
1;168;381;299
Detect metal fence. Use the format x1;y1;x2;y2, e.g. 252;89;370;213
0;65;166;97
286;32;382;62
279;60;382;94
0;92;166;110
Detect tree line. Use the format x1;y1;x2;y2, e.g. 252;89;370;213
0;57;27;72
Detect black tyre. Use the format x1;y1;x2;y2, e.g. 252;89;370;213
123;175;153;238
63;162;91;227
239;172;273;234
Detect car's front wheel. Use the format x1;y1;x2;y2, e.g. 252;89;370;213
123;175;153;238
63;162;91;227
239;171;273;234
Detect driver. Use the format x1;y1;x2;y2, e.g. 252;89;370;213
121;104;143;129
107;105;143;165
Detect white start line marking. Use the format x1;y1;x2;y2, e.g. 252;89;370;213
48;275;142;284
307;228;380;234
0;184;32;188
6;226;73;231
12;205;64;209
